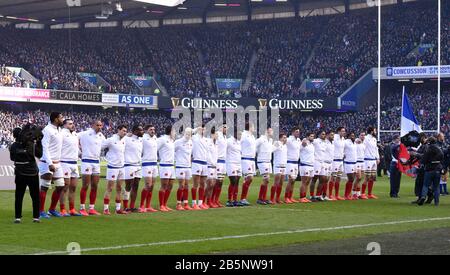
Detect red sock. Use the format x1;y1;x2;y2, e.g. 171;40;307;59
183;188;189;202
258;185;265;200
89;188;97;205
145;191;153;208
300;192;307;198
164;189;171;206
176;188;183;202
310;190;315;198
361;183;367;195
158;190;165;207
262;185;268;201
123;200;129;209
241;181;251;200
140;189;148;208
49;189;61;211
233;184;239;201
289;190;293;199
69;201;75;211
322;183;328;196
335;182;340;198
328;181;334;196
215;185;222;203
60;203;65;212
228;184;233;201
270;186;276;201
104;198;110;205
39;190;47;212
276;185;282;201
191;187;198;203
284;189;289;200
368;180;375;195
199;187;205;201
80;187;87;205
345;181;353;197
130;200;136;209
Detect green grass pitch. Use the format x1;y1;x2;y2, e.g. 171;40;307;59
1;169;450;255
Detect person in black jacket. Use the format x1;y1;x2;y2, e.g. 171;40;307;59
418;137;444;206
9;124;43;223
411;133;428;204
389;135;402;198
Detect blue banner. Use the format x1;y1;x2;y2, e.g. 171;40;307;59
118;95;156;106
215;79;242;90
305;79;329;90
78;72;97;85
129;76;153;88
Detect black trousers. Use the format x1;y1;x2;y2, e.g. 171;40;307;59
415;170;425;197
15;174;40;219
389;162;402;197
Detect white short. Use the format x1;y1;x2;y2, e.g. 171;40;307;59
81;161;101;175
176;168;192;180
61;162;79;179
322;162;332;177
241;159;256;176
124;165;142;180
106;167;125;181
257;162;272;175
365;160;378;172
273;165;287;175
216;162;226;179
300;164;314;177
208;167;217;180
192;162;208;177
344;163;356;174
227;163;242;177
356;161;365;172
142;164;158;178
331;160;344;174
160;165;176;179
38;161;64;178
286;163;299;178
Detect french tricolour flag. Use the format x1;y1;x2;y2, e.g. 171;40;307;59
400;86;422;137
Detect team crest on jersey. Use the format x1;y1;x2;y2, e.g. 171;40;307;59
165;173;169;176
180;172;184;175
65;172;69;176
85;168;90;172
112;175;115;179
197;170;200;173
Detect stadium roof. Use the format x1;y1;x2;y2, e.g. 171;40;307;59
0;0;371;25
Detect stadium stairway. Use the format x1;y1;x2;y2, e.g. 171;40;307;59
242;52;258;92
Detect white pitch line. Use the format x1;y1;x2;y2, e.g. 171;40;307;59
32;216;450;255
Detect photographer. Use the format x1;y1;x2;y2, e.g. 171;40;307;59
418;137;444;206
411;133;428;204
9;124;43;223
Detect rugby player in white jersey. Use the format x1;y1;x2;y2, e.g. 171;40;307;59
354;132;366;199
139;125;159;213
78;120;106;216
285;127;301;203
299;133;315;203
174;128;193;211
310;131;327;202
38;112;64;219
255;128;274;205
205;127;219;208
328;127;346;201
240;123;257;206
226;130;243;207
361;127;380;199
102;125;128;215
123;125;144;213
343;132;357;200
271;133;288;204
211;125;228;207
59;119;81;217
191;124;210;210
317;131;334;200
157;125;176;211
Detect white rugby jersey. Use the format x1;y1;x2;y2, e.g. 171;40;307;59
256;135;273;162
79;128;106;161
207;138;218;167
226;137;241;165
192;134;209;162
240;131;256;159
174;137;193;168
142;133;158;163
102;134;126;168
41;123;63;164
344;139;357;163
300;140;315;165
217;132;227;161
60;128;79;162
124;135;143;165
356;143;365;162
364;134;379;160
312;138;327;163
286;136;301;162
157;135;175;165
324;140;334;163
273;141;287;167
333;134;346;160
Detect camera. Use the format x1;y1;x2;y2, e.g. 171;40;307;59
401;131;422;148
17;124;43;145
